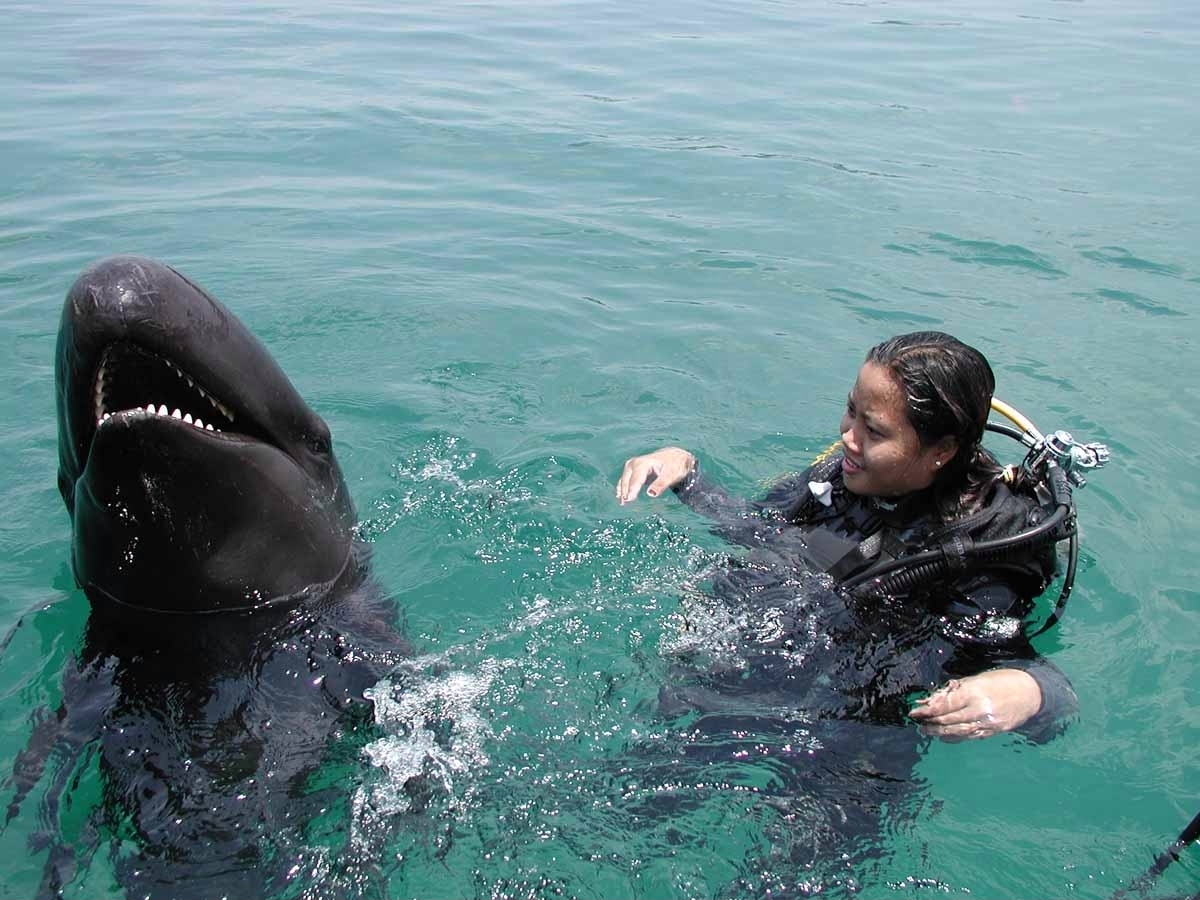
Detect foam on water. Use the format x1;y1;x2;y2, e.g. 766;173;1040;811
355;659;500;836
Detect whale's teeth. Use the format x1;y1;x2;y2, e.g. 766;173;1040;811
88;348;236;432
207;395;234;423
93;361;107;419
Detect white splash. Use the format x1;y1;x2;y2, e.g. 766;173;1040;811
349;656;506;848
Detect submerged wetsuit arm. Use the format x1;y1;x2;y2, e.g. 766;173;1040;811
674;463;816;548
998;656;1078;742
931;576;1078;742
671;462;754;520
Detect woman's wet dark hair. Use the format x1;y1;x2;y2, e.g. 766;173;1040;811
866;331;1003;517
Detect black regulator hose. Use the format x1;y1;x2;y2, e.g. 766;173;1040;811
840;460;1076;597
1027;528;1078;637
1113;807;1200;899
985;420;1031;444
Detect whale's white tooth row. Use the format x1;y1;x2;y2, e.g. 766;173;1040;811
94;358;109;422
96;406;218;431
92;346;232;430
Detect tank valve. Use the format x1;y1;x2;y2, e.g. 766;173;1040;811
1045;430;1110;486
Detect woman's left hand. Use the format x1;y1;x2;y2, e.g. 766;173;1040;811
909;668;1043;740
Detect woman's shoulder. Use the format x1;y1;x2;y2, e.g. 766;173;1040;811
957;478;1048;541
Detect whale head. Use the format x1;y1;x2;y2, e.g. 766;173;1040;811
56;256;359;614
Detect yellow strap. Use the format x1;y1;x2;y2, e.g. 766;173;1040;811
990;397;1039;437
810;440;844;465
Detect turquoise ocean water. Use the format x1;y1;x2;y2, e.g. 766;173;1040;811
1;1;1198;896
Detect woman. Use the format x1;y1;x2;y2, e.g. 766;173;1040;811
617;331;1076;740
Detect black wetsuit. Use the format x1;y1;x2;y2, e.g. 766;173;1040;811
643;453;1077;883
669;451;1076;732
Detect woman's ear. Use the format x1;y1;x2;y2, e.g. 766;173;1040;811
933;436;959;468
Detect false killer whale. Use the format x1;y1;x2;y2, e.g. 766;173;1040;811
10;256;411;898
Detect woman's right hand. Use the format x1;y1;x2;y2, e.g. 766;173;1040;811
616;447;697;505
909;669;1043;739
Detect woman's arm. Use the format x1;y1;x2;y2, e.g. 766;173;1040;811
617;447;759;522
616;447;698;504
909;658;1077;742
617;447;814;525
908;574;1078;741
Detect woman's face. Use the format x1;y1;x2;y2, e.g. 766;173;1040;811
839;361;956;498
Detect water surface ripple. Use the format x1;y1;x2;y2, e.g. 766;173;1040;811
1;1;1198;897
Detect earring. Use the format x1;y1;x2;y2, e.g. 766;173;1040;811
934;460;942;468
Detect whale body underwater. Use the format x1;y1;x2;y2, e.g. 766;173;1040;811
11;256;413;898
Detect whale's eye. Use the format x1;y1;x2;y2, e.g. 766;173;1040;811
305;426;332;456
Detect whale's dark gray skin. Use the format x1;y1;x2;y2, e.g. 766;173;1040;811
10;257;410;899
56;255;358;613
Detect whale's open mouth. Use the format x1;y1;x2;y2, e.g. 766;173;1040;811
91;342;267;444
